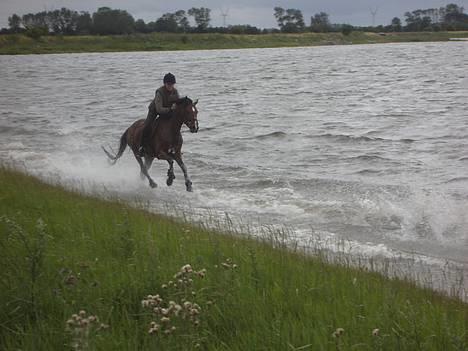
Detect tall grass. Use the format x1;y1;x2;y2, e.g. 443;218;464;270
1;31;468;55
0;167;467;350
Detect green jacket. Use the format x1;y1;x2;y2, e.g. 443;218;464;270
154;86;180;115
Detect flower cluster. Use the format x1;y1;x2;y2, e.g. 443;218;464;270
220;258;237;270
142;264;206;336
65;310;108;350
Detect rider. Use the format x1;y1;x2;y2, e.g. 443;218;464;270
139;72;180;156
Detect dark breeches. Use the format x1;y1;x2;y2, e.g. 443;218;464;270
141;109;157;147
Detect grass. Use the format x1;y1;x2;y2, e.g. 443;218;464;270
0;166;467;350
1;31;468;55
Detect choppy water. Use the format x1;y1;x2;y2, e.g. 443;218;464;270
1;42;467;292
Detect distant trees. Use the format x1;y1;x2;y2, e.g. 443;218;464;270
391;17;402;32
274;7;305;33
310;12;331;32
7;14;21;33
3;3;468;36
92;7;135;35
188;7;211;32
404;4;468;31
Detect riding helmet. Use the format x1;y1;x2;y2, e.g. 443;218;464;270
163;73;176;84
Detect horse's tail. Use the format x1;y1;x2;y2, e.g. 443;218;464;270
102;129;128;165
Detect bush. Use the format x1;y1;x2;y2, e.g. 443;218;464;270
341;24;353;36
25;26;48;39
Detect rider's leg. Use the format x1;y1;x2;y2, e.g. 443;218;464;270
139;114;156;156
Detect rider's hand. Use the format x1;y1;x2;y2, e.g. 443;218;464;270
170;103;177;110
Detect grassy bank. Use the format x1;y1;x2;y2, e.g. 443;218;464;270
1;31;468;55
0;167;467;350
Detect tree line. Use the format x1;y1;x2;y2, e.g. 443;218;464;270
273;4;468;34
3;3;468;38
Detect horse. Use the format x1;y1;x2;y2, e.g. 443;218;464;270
102;97;199;192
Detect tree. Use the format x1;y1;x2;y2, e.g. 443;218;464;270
273;7;286;28
188;7;211;31
8;14;21;33
174;10;190;32
49;8;80;34
92;7;135;35
76;12;92;34
135;19;148;33
273;7;305;32
310;12;331;32
154;13;179;32
391;17;402;32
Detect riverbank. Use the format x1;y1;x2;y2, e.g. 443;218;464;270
0;166;467;350
1;31;468;54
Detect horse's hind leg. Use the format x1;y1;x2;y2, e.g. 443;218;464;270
174;155;192;192
166;159;175;186
132;150;157;188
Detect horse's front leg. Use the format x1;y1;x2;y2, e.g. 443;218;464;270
166;159;175;186
174;154;192;192
132;149;157;188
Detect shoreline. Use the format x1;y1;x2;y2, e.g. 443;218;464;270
1;31;468;55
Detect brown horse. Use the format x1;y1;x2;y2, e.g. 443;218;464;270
102;97;199;192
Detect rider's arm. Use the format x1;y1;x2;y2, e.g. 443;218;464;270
155;90;171;114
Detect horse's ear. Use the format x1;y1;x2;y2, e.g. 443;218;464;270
193;99;199;106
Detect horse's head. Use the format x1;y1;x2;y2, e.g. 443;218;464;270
174;97;199;133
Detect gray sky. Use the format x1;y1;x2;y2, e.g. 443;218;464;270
1;0;467;29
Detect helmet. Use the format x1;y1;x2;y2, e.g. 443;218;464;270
163;73;176;84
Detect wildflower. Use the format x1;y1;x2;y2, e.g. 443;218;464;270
197;269;206;278
98;323;109;330
182;264;193;273
161;284;168;289
333;328;345;338
160;317;170;324
88;315;97;322
79;310;86;317
372;328;379;336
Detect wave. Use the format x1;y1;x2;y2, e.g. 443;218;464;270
253;131;288;140
312;133;415;144
445;177;468;183
346;155;392;161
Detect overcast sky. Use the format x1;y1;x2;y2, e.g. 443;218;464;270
1;0;467;29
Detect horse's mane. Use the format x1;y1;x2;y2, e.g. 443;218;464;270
175;96;193;106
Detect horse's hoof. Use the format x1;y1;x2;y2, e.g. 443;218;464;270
186;182;193;192
166;178;174;186
149;182;158;189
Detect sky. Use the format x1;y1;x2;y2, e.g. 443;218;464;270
1;0;467;29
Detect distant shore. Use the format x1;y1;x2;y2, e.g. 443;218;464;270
1;31;468;55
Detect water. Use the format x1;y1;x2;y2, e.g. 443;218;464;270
1;42;467;293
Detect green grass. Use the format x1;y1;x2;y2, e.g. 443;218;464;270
0;167;467;350
1;31;468;55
